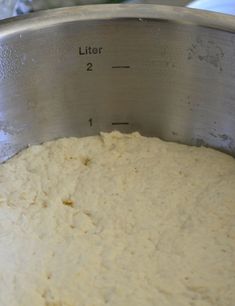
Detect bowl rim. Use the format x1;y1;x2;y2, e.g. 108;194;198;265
0;4;235;37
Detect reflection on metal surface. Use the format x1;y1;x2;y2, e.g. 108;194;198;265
188;0;235;15
0;5;235;162
0;0;124;19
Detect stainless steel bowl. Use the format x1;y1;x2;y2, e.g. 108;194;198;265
1;4;235;162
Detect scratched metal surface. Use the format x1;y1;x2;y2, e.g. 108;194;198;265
0;5;235;162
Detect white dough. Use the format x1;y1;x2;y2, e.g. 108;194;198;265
0;131;234;306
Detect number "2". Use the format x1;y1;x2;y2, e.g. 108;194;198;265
86;63;93;71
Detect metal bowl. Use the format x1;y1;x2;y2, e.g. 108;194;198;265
1;4;235;162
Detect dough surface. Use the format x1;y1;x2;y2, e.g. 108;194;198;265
0;132;234;306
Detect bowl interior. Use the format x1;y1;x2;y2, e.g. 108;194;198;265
0;5;235;162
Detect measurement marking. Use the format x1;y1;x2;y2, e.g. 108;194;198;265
87;63;93;71
88;118;93;127
112;122;129;125
112;65;130;69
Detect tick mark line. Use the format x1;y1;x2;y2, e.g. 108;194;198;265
112;122;129;125
112;65;130;69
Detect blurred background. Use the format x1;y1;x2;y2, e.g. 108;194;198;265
0;0;235;19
